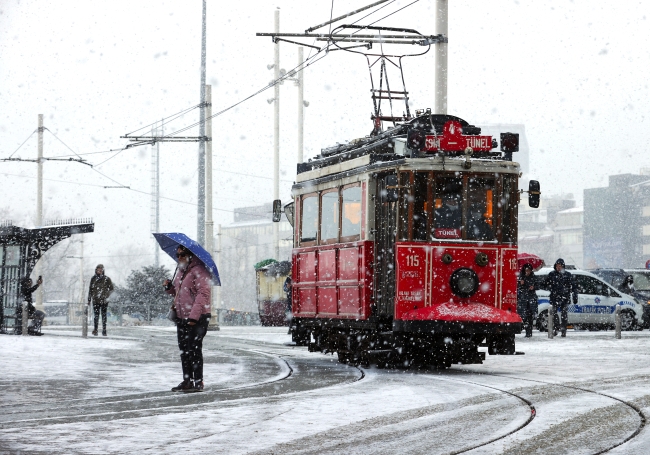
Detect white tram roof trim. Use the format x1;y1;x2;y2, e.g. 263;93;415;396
295;155;520;185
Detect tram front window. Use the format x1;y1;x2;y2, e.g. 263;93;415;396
434;177;463;237
466;178;495;241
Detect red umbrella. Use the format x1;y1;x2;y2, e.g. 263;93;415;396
517;252;544;271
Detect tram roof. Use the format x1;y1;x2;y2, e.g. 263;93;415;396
293;153;520;190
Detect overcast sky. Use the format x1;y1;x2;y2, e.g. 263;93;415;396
1;0;649;282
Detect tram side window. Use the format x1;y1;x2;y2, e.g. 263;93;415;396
433;177;463;238
301;195;319;244
341;185;361;240
398;173;411;241
413;172;428;241
499;175;517;243
321;190;339;243
466;177;495;241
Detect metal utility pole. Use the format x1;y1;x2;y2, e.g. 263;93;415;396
197;0;207;246
297;47;305;164
435;0;448;115
35;114;44;313
81;234;88;338
151;123;161;267
204;84;219;330
273;8;281;260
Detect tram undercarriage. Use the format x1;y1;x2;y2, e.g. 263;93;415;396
291;319;520;369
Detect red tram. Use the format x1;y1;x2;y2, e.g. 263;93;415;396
280;113;539;368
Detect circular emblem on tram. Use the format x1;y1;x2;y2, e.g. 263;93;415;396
442;253;453;264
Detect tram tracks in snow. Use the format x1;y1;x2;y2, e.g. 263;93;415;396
452;371;647;454
0;345;365;429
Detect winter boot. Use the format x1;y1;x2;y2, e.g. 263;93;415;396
102;331;107;336
561;330;566;337
92;329;98;336
171;380;192;392
183;380;204;393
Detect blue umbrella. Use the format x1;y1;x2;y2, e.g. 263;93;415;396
153;232;221;286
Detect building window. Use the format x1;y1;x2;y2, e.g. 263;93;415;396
643;207;650;217
643;225;650;236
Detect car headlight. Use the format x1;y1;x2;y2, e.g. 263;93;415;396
450;268;479;298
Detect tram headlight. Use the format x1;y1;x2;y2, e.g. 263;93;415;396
450;268;479;299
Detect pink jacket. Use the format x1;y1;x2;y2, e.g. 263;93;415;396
166;260;212;322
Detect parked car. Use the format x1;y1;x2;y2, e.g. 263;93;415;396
590;268;650;328
534;268;644;332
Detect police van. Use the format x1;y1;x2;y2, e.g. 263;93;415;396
533;268;644;331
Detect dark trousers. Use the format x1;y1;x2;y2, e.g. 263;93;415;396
523;307;535;336
551;302;569;332
15;306;45;334
177;316;209;382
93;303;108;333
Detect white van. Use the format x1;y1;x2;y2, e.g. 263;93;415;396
533;268;644;331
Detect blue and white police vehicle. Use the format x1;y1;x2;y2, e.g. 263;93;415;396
534;268;644;331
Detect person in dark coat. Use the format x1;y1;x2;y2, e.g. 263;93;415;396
618;275;635;295
87;264;114;336
435;194;462;229
543;258;578;337
15;276;45;335
517;263;538;337
467;203;494;241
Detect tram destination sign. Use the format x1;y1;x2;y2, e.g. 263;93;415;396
423;120;493;153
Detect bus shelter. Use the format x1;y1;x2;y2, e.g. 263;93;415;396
0;219;94;333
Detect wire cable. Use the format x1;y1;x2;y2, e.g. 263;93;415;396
45;128;84;159
7;130;36;158
160;0;406;138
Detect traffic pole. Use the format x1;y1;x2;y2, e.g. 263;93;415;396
82;304;88;338
615;304;622;339
22;302;28;336
548;306;554;339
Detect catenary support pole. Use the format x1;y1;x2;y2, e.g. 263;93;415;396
434;0;448;115
273;8;281;260
615;304;622;339
205;84;219;331
297;46;304;164
215;223;222;326
81;235;88;338
197;0;207;246
34;114;44;314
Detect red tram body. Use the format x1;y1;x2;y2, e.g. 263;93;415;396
286;114;529;368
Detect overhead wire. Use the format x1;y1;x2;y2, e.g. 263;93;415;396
7;130;36;158
161;0;407;138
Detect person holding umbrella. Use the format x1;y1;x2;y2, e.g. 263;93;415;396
163;244;212;393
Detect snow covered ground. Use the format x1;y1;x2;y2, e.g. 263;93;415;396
1;326;650;454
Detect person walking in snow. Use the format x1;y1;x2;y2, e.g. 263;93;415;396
517;263;538;338
543;258;577;337
163;245;212;393
87;264;114;336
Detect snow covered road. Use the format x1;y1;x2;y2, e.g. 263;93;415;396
1;326;650;454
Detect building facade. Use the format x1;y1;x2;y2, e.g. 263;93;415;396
583;173;650;269
518;195;584;269
217;203;293;313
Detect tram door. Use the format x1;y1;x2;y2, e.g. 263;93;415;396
374;174;398;319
